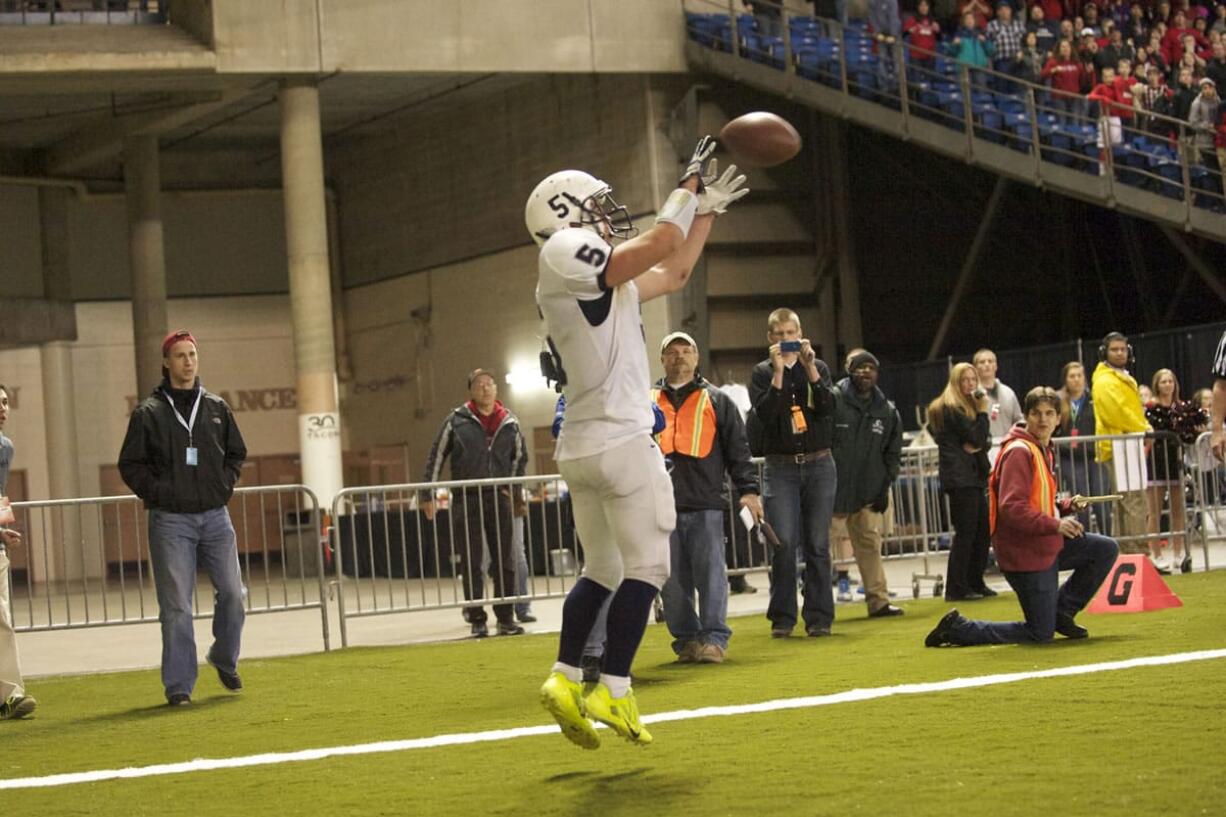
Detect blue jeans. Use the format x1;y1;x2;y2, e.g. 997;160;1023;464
512;517;532;618
764;454;838;631
149;507;246;698
660;509;731;652
949;533;1119;645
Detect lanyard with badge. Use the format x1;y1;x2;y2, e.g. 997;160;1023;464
164;389;203;466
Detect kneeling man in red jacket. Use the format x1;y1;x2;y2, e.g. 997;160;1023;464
926;387;1119;647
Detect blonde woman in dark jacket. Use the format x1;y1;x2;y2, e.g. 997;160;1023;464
927;362;994;601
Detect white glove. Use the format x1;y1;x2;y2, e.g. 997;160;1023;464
680;135;717;187
697;160;749;215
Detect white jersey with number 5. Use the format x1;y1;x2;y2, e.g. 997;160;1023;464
536;227;653;461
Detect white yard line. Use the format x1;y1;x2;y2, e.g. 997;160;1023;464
4;647;1224;791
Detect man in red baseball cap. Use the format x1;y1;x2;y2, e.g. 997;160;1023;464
119;329;249;706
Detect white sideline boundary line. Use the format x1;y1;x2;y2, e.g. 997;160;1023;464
4;647;1224;791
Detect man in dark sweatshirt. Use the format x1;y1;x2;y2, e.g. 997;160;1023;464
831;351;905;619
926;387;1119;647
747;308;837;638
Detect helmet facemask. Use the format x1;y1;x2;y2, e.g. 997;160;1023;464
579;189;638;242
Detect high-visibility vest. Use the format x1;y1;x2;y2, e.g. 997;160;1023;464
988;436;1056;535
653;386;716;458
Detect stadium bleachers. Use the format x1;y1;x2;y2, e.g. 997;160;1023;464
683;10;1225;215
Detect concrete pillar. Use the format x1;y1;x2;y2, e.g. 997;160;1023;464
826;121;862;353
279;79;343;510
38;188;90;581
124;134;169;398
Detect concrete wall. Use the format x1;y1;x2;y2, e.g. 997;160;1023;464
0;186;46;299
0;297;298;504
59;189;288;300
332;73;666;288
207;0;688;75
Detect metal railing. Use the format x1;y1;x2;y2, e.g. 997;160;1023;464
330;475;581;648
681;0;1226;235
6;484;331;649
0;1;167;25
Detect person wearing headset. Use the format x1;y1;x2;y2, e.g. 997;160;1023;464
1091;331;1152;555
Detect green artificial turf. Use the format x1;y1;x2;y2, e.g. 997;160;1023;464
3;571;1224;816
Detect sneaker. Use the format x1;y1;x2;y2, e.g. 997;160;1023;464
837;576;853;603
583;683;652;745
973;585;999;598
676;641;703;663
729;575;758;594
1054;613;1089;639
0;695;37;719
868;604;905;618
539;672;599;750
697;643;726;664
166;693;191;707
805;624;832;637
497;621;525;636
770;627;793;639
206;654;243;692
517;612;538;623
471;621;489;638
925;609;963;647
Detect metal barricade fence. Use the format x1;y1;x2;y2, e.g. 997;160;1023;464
1048;429;1209;572
330;432;1217;645
1190;430;1225;553
7;484;331;649
331;475;579;648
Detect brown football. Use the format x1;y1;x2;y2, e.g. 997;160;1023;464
717;112;802;168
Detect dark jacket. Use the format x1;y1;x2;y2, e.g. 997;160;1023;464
933;405;991;491
423;403;527;484
832;379;903;514
747;358;836;457
1056;389;1096;467
118;379;247;513
654;376;759;512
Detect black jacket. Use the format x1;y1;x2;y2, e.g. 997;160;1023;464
747;358;836;457
423;403;527;484
832;379;903;514
119;379;247;513
655;376;759;512
933;406;990;491
1056;390;1097;465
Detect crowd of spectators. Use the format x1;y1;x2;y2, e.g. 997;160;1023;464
892;0;1224;169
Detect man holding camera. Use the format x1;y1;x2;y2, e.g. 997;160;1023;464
748;308;837;639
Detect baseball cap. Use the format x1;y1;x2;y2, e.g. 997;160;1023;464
161;329;196;357
660;331;698;354
467;368;497;388
1080;27;1096;36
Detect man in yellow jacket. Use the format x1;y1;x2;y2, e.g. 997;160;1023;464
1091;332;1151;553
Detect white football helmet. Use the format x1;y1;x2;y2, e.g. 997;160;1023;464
524;169;638;246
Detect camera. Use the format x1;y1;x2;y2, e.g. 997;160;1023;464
780;340;802;353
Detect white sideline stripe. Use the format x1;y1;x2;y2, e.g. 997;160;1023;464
4;647;1224;791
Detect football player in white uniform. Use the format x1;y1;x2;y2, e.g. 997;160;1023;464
529;137;747;748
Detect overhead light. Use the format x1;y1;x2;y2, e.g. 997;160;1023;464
504;365;546;390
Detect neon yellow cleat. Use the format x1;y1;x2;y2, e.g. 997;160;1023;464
583;683;652;745
540;672;600;750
